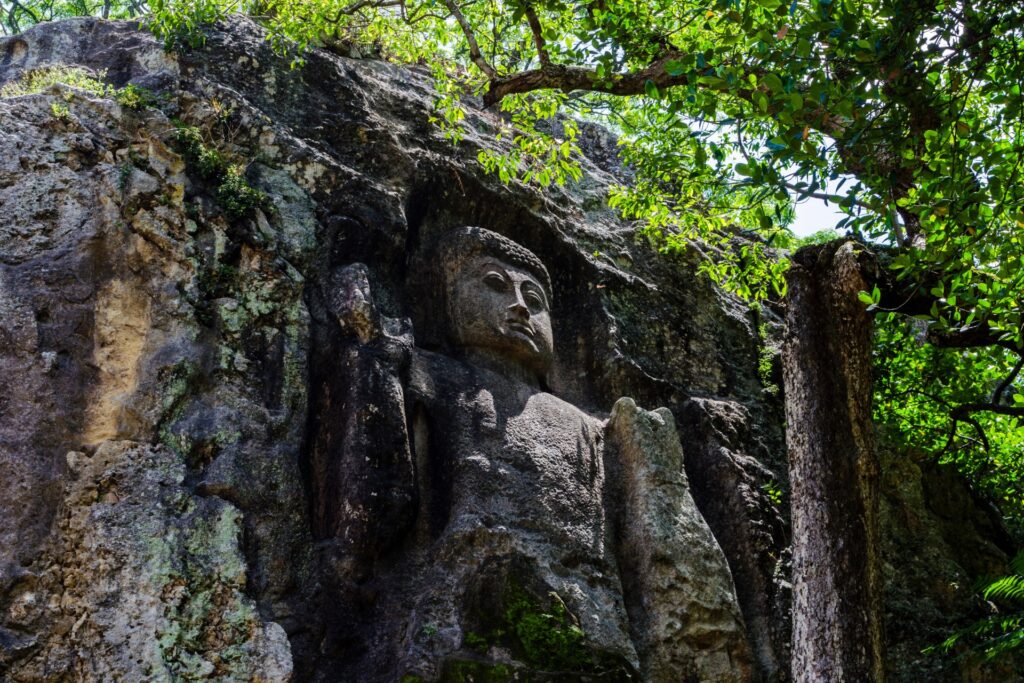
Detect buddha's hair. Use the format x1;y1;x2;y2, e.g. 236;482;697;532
433;226;552;299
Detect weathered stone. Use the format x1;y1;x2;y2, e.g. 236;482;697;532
5;440;292;682
880;441;1019;683
681;397;791;681
606;397;753;682
309;229;749;680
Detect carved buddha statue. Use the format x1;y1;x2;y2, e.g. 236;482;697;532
399;227;634;677
310;227;751;683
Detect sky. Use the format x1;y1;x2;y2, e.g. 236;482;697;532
789;195;848;237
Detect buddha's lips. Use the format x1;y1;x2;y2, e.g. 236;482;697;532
507;321;535;337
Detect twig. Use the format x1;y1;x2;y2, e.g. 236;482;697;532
782;179;878;212
993;357;1024;405
444;0;497;78
330;0;402;24
522;3;550;67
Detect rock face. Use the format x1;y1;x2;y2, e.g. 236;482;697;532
606;398;752;682
0;16;1014;683
15;441;293;681
879;442;1020;682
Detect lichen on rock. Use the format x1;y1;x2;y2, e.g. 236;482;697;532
8;440;292;682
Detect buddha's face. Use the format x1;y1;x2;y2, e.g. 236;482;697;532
448;255;553;376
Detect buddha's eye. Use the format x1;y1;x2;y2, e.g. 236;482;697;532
483;271;508;291
524;291;545;310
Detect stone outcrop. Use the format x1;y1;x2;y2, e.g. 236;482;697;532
305;227;753;680
606;398;751;682
0;15;1015;682
11;441;292;681
880;441;1020;682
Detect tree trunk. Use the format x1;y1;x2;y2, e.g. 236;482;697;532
783;240;885;682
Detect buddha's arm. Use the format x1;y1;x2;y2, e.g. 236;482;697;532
604;397;753;681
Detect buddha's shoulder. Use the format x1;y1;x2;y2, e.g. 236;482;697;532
406;347;474;398
523;391;605;430
407;349;601;423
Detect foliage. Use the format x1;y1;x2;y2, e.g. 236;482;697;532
1;65;159;119
504;592;587;670
216;165;267;219
761;480;784;507
5;0;1024;662
475;93;583;187
148;0;247;49
172;124;268;220
791;227;841;249
460;583;596;672
874;315;1024;526
0;64;109;97
462;630;488;653
438;659;513;683
755;313;780;395
114;82;157;109
86;0;1020;329
118;162;134;192
6;0;1024;330
929;551;1024;661
0;0;145;34
49;100;70;119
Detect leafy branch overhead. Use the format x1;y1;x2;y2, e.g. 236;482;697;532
373;1;1017;354
9;2;1020;313
408;0;1024;470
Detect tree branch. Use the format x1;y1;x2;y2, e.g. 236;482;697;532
483;52;694;106
480;51;850;140
522;4;550;67
330;0;402;24
6;0;39;31
952;403;1024;419
926;324;1023;355
782;180;879;212
943;399;1024;452
993;357;1024;405
444;0;497;78
944;413;991;453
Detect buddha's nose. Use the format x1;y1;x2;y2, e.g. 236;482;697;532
507;286;530;317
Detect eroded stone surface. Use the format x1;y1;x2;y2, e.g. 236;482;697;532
607;398;753;682
308;230;749;681
6;440;292;682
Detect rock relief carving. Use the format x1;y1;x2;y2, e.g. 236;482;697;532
310;226;752;682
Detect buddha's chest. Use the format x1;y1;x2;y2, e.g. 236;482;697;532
434;385;607;540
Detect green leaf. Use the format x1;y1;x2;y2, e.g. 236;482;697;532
664;60;686;77
763;73;784;93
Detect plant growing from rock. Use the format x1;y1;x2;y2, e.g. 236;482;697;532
172;123;268;221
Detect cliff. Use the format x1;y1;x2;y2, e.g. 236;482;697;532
0;16;1013;682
